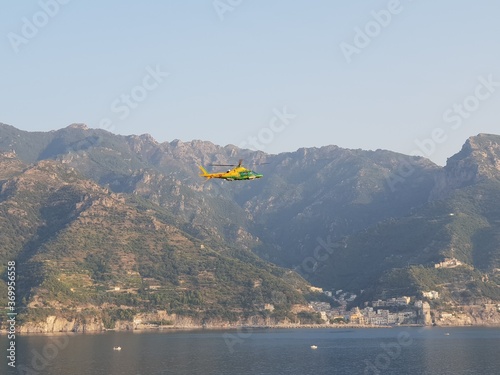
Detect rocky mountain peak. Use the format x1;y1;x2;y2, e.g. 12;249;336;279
431;134;500;199
448;134;500;178
66;123;89;130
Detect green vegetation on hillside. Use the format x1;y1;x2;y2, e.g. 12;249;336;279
2;125;500;329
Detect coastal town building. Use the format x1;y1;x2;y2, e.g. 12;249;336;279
434;258;464;269
422;291;439;300
308;290;428;325
349;307;365;325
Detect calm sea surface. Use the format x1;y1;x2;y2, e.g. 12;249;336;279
2;327;500;374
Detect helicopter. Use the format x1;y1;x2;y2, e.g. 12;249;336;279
199;159;265;181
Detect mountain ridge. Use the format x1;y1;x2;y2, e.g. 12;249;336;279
1;123;500;329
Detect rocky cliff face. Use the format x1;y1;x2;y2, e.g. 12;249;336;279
15;310;314;333
18;315;105;333
433;304;500;326
432;134;500;199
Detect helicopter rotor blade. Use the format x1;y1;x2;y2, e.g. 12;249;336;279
208;159;269;167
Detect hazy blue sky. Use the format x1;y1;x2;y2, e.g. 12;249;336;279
1;0;500;165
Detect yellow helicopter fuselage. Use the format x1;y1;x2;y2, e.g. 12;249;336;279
199;165;263;181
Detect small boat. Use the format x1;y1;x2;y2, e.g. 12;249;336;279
113;346;122;351
310;345;318;349
444;333;450;336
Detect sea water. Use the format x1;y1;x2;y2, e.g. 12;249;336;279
2;327;500;374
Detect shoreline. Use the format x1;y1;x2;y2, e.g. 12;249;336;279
5;322;500;336
1;323;391;335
